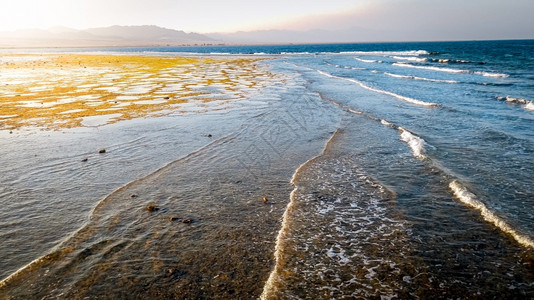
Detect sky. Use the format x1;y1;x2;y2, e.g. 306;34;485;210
0;0;533;41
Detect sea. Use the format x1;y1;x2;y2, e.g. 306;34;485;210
1;40;533;299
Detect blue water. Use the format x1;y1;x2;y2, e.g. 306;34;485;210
2;40;534;298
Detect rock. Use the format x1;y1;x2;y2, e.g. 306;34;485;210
98;148;106;154
130;194;138;199
263;197;268;204
181;218;192;224
207;134;212;138
164;97;170;100
169;216;179;221
81;158;88;162
146;203;159;212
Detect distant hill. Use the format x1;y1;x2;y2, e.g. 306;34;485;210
0;25;217;48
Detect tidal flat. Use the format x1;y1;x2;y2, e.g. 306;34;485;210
0;54;273;130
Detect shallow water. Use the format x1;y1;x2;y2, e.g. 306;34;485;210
1;41;534;298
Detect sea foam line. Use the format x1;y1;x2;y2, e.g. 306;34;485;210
398;127;427;159
449;181;534;248
340;50;429;56
384;72;459;84
315;70;438;107
391;56;427;62
393;63;509;78
354;57;380;63
260;129;342;299
324;61;365;70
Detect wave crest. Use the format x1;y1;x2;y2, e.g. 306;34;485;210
449;181;534;248
384;72;458;84
399;128;426;159
315;70;438;107
393;63;509;78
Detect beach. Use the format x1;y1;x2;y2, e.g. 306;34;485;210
1;41;534;298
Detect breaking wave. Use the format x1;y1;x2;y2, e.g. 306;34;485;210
315;70;438;107
449;181;534;248
384;72;459;84
496;96;534;111
340;50;429;56
399;128;427;159
391;56;427;62
393;63;509;78
354;57;380;63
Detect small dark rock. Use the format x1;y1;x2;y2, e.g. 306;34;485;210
146;204;159;212
263;197;268;204
164;97;170;100
98;149;106;154
181;218;192;224
81;158;88;162
9;131;13;134
169;216;180;221
130;194;138;199
207;134;212;138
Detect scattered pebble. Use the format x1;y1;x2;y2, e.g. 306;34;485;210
146;204;159;212
263;197;268;204
130;194;138;199
98;148;106;154
81;158;88;162
169;216;180;221
181;218;192;224
207;134;212;138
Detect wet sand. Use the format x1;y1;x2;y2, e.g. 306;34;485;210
0;53;272;130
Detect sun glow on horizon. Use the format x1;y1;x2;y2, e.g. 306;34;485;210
0;0;368;33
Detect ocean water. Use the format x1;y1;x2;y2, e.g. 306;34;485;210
1;40;534;298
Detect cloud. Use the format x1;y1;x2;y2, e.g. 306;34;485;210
277;0;534;41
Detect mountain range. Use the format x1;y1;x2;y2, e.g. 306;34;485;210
0;25;395;48
0;25;217;48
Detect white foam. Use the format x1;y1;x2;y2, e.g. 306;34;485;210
315;70;438;107
393;63;508;78
354;57;377;63
525;102;534;111
399;128;426;159
449;181;534;248
391;56;427;62
260;130;341;300
340;50;428;56
384;72;458;84
380;120;393;127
